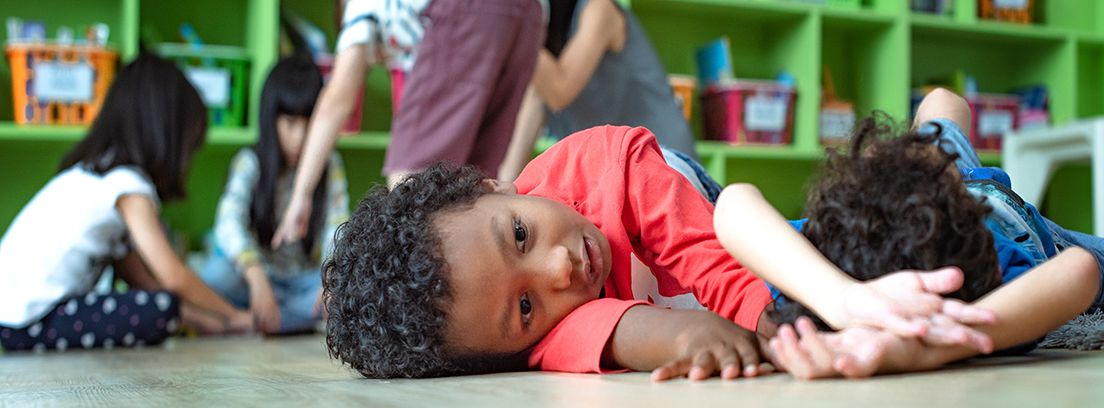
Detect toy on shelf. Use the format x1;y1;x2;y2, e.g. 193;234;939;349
819;66;855;148
668;74;696;121
695;37;732;89
979;0;1034;24
5;17;117;126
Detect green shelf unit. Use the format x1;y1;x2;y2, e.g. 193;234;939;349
4;0;1104;240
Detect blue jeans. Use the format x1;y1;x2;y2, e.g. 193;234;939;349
199;251;322;333
926;118;1104;311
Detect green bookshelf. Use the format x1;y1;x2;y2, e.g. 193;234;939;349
1;0;1102;244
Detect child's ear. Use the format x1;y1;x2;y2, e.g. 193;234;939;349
480;178;517;195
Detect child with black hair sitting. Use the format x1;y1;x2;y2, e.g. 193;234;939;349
713;88;1102;379
323;123;997;380
200;56;349;335
0;54;253;351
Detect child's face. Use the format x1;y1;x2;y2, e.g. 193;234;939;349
433;180;612;357
276;114;309;167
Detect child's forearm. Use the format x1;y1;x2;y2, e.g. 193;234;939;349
292;46;367;200
713;184;854;324
606;306;763;374
908;248;1099;370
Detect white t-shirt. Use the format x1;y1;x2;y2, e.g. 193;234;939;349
336;0;431;71
0;165;159;327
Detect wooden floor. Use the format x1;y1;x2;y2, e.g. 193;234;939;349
2;335;1103;407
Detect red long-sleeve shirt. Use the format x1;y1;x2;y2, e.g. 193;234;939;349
514;126;772;373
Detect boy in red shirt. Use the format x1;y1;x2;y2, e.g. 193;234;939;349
323;125;993;379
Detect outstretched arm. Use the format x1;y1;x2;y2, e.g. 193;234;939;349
713;183;996;350
774;247;1100;379
272;44;369;248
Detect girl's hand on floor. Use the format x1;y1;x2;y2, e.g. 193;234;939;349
250;284;282;335
838;267;996;353
226;310;255;335
650;312;774;382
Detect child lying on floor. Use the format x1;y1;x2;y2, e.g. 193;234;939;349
323;123;997;380
713;88;1102;379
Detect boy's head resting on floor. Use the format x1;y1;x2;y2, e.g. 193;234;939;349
59;52;206;201
324;164;612;378
252;56;326;256
775;114;1003;329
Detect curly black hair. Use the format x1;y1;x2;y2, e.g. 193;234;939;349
774;113;1003;330
322;163;490;378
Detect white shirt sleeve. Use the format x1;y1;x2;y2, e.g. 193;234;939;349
102;167;159;259
335;0;428;66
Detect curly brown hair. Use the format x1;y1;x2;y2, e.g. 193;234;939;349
323;163;529;378
774;113;1003;329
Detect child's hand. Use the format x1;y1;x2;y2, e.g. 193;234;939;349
272;193;311;249
249;283;282;335
226;309;255;335
834;267;997;353
650;312;773;382
770;317;928;380
244;264;281;334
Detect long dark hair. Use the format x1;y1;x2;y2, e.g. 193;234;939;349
251;56;327;256
546;0;580;57
60;52;207;201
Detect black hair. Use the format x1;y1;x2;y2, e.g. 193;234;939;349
251;56;327;256
774;113;1003;330
546;0;581;57
324;163;528;378
59;52;207;201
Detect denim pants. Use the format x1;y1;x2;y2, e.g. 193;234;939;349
199;251;322;333
925;118;1104;311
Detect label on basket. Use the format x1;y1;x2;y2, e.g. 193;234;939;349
745;95;788;132
820;109;855;141
993;0;1028;9
34;62;94;102
185;67;231;108
978;109;1014;138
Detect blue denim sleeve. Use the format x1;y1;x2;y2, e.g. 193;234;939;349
992;227;1038;283
918;118;982;171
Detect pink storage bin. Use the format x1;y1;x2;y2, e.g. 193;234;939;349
700;80;796;145
969;93;1019;151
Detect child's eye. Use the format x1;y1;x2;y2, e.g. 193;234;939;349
520;293;533;326
513;219;528;252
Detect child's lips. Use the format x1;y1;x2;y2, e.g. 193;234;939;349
584;236;603;287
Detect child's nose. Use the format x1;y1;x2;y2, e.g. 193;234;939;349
543;245;575;291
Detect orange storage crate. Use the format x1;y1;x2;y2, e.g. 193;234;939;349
5;43;117;125
979;0;1034;24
